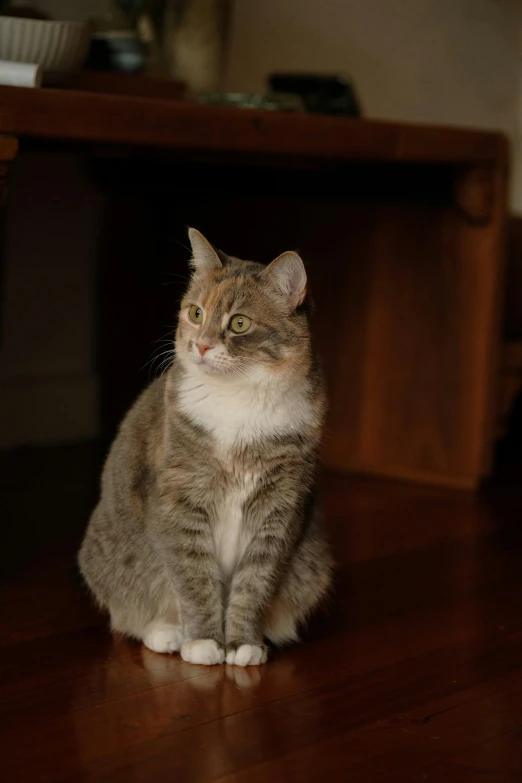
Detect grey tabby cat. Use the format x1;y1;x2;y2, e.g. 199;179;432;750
79;229;333;667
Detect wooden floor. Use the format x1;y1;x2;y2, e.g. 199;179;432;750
2;444;522;782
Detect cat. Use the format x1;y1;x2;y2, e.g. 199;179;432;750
78;228;333;667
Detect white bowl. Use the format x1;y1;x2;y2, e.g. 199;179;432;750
0;16;90;82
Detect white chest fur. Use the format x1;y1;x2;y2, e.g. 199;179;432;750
177;370;313;448
212;472;258;575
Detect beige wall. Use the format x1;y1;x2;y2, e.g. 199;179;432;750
227;0;522;208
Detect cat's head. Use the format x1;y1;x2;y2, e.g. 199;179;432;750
176;228;311;382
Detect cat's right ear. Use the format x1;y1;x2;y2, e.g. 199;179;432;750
188;228;222;273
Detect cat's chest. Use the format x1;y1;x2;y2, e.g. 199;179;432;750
178;374;311;447
182;383;274;445
212;471;258;575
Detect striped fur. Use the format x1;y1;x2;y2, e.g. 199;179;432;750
78;230;333;666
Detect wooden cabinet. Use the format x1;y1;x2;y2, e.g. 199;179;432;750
0;77;509;488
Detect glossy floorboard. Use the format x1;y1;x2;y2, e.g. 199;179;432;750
1;444;522;782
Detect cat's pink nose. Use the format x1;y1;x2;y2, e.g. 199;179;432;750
196;342;212;356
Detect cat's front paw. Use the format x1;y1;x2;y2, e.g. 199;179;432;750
181;639;225;666
226;643;268;667
143;622;184;654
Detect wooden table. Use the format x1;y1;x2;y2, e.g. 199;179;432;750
0;79;509;489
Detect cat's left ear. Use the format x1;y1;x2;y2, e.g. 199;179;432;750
263;251;307;311
188;227;222;273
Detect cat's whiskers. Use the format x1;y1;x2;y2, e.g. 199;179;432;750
158;354;174;371
151;333;175;346
142;346;174;371
154;354;176;403
143;349;176;382
147;328;177;383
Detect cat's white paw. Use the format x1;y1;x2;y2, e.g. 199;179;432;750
143;622;184;654
181;639;225;666
226;644;267;667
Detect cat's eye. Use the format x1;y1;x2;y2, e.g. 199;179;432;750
229;314;251;334
189;305;203;324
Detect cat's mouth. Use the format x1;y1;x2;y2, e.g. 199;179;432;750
191;353;228;375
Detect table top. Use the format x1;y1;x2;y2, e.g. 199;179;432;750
0;74;507;166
